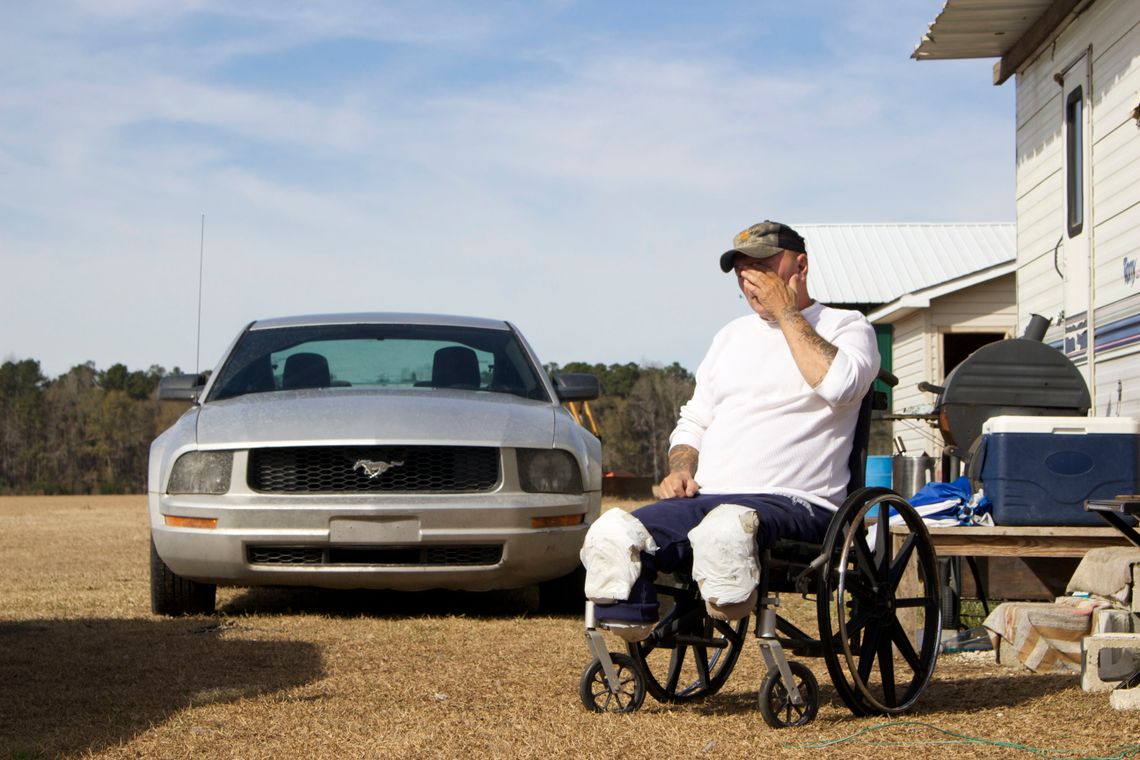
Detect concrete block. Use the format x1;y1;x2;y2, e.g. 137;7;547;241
1081;633;1140;692
1133;566;1140;614
1110;685;1140;710
1093;607;1137;634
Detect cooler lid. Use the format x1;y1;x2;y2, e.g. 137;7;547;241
981;415;1140;435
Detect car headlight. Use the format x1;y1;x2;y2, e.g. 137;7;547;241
518;449;583;494
167;451;233;494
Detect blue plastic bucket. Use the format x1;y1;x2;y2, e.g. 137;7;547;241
865;455;893;488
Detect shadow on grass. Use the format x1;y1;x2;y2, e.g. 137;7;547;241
652;670;1081;720
220;584;548;619
0;618;322;758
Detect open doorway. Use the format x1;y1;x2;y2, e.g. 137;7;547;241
943;332;1005;378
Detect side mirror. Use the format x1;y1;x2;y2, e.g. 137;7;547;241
158;373;207;401
553;372;600;401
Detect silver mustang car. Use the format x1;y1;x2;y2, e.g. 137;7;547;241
148;313;601;615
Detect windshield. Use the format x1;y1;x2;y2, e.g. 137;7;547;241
208;323;550;402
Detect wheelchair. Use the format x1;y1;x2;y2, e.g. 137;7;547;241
578;372;943;727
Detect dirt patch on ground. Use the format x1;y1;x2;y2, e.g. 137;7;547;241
1;495;1138;759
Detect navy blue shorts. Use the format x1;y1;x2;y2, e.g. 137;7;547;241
593;493;833;624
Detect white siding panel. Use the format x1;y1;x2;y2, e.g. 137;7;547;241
1094;205;1140;303
1016;170;1064;257
931;275;1017;331
1092;119;1140;222
1091;352;1140;418
1016;51;1064;125
890;314;940;457
1015;112;1063;198
1091;14;1140;121
1018;251;1065;329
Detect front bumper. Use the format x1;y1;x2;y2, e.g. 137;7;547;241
148;489;598;592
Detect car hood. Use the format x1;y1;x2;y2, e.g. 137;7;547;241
194;389;557;448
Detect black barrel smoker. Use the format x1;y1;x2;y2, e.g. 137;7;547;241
920;314;1091;466
913;314;1093;631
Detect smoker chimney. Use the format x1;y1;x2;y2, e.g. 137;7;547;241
1022;314;1050;342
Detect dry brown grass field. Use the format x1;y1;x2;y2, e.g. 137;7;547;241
2;495;1138;759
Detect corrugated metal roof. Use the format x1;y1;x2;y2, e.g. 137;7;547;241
912;0;1054;60
794;223;1015;305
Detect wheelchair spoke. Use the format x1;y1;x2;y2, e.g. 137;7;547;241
842;572;875;600
843;605;875;640
692;647;712;690
894;596;930;608
890;618;923;672
857;623;881;683
873;501;893;573
712;618;743;644
664;646;686;695
887;533;917;591
877;628;897;705
850;528;876;579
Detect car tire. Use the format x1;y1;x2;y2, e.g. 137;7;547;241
150;536;217;616
537;563;586;615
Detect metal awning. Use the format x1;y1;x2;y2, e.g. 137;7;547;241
913;0;1091;83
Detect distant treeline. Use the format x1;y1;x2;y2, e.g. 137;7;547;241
0;358;695;495
0;359;188;494
550;361;695;482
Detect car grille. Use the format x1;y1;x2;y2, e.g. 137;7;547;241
247;446;499;493
247;545;503;566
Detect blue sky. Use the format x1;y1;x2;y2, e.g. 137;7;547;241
0;1;1013;379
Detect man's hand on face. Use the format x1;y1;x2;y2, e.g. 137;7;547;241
739;267;798;320
658;470;700;499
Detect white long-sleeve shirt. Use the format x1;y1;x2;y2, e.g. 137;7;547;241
669;303;880;509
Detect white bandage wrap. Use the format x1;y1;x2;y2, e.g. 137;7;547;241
580;509;659;603
688;504;761;606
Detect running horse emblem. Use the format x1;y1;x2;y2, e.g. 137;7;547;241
353;458;406;479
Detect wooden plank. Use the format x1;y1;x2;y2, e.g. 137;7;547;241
889;524;1130;557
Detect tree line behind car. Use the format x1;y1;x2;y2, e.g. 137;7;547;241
0;357;693;495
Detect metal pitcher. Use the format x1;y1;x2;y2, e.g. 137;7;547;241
892;452;935;498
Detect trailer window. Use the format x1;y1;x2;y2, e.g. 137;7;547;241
1065;86;1084;238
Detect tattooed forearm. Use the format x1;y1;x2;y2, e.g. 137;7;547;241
668;445;699;475
778;308;838;386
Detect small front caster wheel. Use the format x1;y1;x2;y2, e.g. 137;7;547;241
579;652;646;713
758;661;819;728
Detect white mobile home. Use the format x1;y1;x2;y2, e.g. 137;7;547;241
916;0;1140;417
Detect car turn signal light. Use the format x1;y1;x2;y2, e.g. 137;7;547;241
531;514;584;529
164;515;218;529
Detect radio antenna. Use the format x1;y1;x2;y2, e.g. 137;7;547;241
196;214;205;374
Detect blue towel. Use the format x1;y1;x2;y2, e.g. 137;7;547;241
906;476;991;526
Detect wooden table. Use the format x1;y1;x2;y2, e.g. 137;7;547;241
891;524;1134;558
889;524;1134;641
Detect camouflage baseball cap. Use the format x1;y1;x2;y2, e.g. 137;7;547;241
718;220;806;272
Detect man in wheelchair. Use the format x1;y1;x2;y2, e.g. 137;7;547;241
581;220;879;640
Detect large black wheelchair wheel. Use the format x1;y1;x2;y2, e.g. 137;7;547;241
626;579;749;703
816;487;941;716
